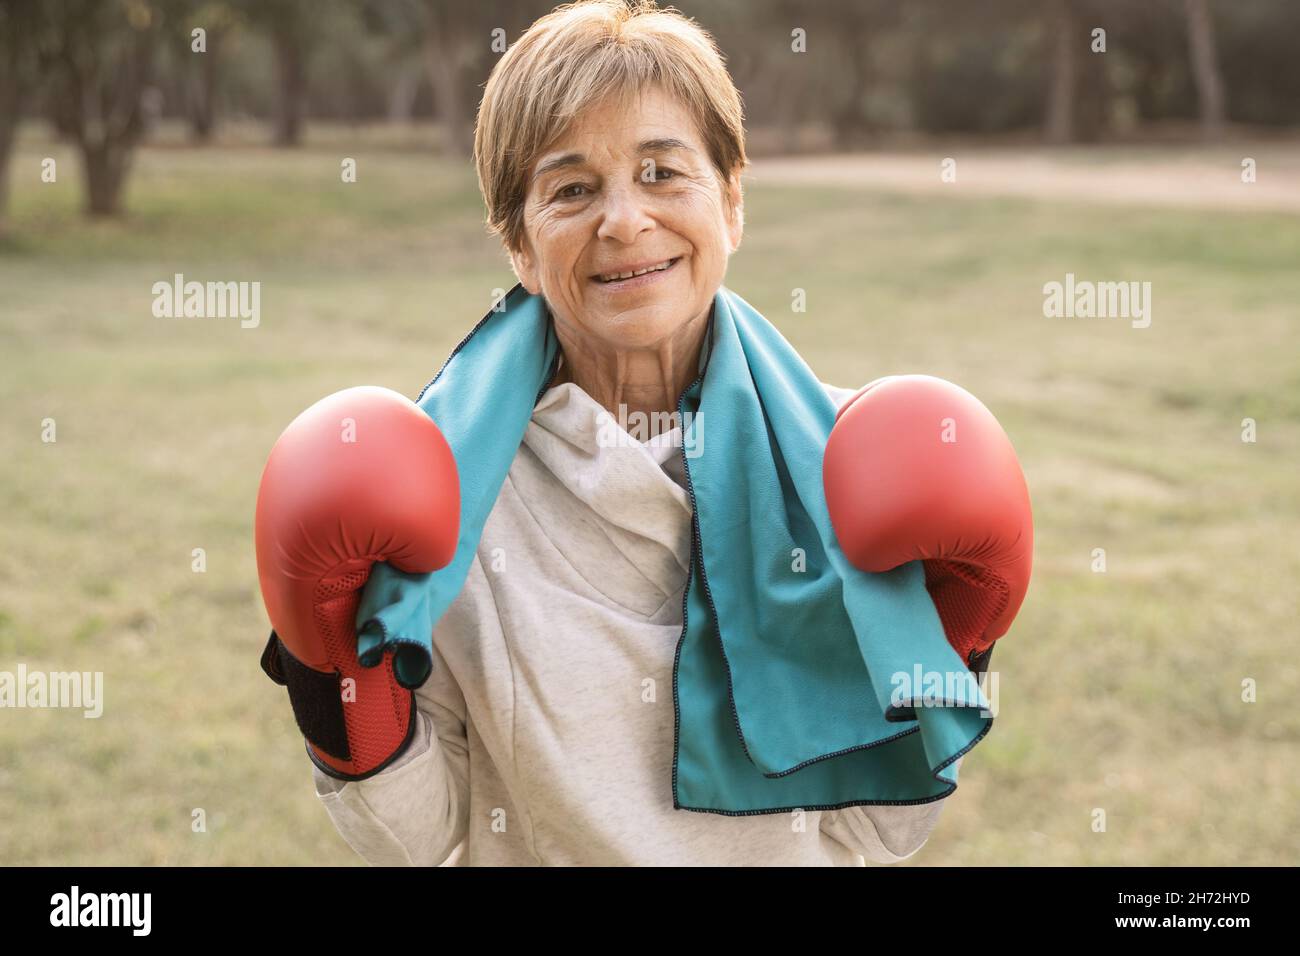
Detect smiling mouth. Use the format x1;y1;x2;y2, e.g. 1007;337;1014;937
592;257;681;284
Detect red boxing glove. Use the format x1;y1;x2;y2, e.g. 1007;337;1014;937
255;386;459;780
824;375;1032;668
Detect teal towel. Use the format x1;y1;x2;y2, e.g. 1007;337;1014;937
357;282;991;814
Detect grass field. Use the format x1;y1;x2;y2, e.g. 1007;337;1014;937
1;125;1297;865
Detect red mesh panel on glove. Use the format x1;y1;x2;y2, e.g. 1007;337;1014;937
311;565;411;776
923;559;1010;666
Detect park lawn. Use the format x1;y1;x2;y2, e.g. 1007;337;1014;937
1;126;1297;864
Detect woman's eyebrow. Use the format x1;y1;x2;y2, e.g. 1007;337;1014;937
532;138;696;181
532;154;584;182
638;137;694;155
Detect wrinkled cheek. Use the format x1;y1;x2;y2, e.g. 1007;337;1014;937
567;278;587;307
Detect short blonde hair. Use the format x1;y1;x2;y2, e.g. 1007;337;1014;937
474;0;748;253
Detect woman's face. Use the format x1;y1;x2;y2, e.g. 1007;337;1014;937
510;84;743;352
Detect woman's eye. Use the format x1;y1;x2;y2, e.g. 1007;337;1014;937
557;183;589;200
651;167;677;182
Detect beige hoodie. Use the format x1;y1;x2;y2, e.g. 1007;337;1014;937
312;379;957;866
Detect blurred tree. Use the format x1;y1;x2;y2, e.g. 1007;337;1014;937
0;0;51;235
905;0;1043;136
152;0;245;143
1038;0;1113;142
833;0;904;148
359;1;444;136
40;0;173;216
700;0;867;149
1044;0;1076;143
184;1;242;142
246;0;317;146
386;59;424;123
1055;0;1231;140
1183;0;1225;138
1110;1;1196;127
1212;0;1300;126
422;0;475;156
362;0;542;155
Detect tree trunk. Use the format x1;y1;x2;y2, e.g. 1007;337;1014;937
422;35;469;156
39;2;157;219
1045;0;1077;144
422;0;471;157
0;147;11;239
387;59;422;124
189;33;220;143
273;28;305;147
82;141;131;216
0;13;31;238
831;30;873;150
0;65;18;237
1184;0;1227;138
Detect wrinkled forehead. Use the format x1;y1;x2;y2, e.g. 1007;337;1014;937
528;84;705;178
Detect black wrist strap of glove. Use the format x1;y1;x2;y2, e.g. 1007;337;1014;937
261;630;354;762
969;645;994;677
260;630;418;782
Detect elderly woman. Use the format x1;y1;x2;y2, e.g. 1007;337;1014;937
255;0;1032;867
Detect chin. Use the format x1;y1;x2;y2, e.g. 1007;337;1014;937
596;306;692;348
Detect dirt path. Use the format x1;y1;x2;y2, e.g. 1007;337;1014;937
747;143;1300;212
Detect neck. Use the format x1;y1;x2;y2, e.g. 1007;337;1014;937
549;306;710;436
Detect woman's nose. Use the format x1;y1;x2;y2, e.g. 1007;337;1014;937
595;183;655;243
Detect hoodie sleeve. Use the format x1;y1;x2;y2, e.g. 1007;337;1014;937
819;756;963;864
310;609;471;867
821;380;862;411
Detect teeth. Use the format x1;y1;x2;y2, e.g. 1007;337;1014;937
599;259;674;282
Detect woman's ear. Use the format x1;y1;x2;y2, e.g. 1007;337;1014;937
724;171;744;253
508;238;542;295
